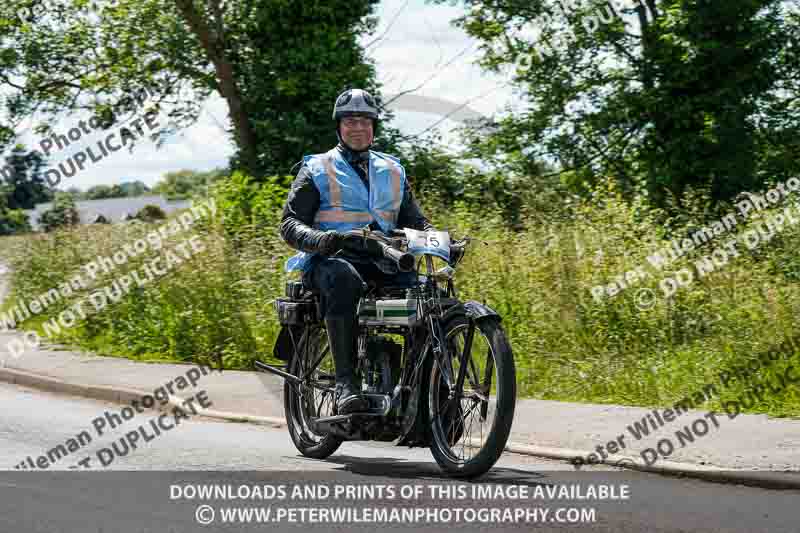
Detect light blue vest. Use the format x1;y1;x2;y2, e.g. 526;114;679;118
285;148;407;273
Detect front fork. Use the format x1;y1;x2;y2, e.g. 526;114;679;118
429;312;476;403
423;253;475;407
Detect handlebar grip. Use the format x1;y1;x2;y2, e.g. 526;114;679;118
448;242;466;265
378;242;415;272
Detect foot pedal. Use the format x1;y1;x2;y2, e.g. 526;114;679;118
314;412;382;431
316;414;358;425
358;393;391;416
321;395;391;421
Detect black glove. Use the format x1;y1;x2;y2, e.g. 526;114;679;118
317;230;341;256
318;231;368;256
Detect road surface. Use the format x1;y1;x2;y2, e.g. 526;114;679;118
1;383;798;533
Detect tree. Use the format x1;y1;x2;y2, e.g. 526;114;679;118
434;0;800;208
38;193;80;232
135;204;167;221
0;192;30;235
81;181;150;199
224;0;400;176
0;0;395;178
85;185;114;200
0;144;52;209
152;168;224;199
118;180;151;197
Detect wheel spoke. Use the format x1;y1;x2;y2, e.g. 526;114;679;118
303;343;330;381
464;401;477;451
292;328;339;444
467;354;482;390
482;350;494;390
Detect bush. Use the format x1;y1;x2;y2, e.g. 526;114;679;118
211;171;291;242
0;208;31;235
135;204;167;222
38;193;80;232
1;206;286;370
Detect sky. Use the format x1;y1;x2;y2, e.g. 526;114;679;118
6;0;516;191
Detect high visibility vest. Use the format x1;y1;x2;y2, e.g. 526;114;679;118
285;148;406;272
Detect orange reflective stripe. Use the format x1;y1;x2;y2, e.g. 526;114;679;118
315;210;374;223
372;159;402;225
375;209;396;224
388;161;402;210
323;155;342;207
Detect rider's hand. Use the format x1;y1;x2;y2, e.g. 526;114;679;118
318;231;366;256
317;230;341;256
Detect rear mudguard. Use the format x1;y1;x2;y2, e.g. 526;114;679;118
272;325;304;361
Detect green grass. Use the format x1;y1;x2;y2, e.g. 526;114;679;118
2;189;800;417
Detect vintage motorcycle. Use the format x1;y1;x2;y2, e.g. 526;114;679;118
256;227;516;479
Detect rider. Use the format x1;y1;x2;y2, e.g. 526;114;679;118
279;88;435;415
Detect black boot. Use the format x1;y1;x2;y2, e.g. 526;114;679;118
325;315;368;415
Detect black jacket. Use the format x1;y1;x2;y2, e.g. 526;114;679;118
279;144;434;258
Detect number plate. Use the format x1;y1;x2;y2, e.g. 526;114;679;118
402;229;450;262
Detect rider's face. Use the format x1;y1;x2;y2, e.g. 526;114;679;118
339;115;374;151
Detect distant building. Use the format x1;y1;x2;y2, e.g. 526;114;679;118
24;195;192;230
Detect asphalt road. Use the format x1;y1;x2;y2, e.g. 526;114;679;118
1;383;799;533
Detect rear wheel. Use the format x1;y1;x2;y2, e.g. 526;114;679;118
424;313;516;478
284;325;343;459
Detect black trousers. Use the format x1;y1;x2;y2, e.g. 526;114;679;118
301;255;415;387
301;255;416;319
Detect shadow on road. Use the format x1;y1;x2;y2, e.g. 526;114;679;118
312;454;552;486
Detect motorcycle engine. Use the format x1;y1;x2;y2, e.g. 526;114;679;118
365;335;403;394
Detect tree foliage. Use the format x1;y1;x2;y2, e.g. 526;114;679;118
152;168;225;199
80;181;151;200
0;144;52;209
135;204;167;221
38;192;80;232
0;195;30;235
0;0;395;179
435;0;800;208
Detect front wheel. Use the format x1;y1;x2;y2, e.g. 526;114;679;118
424;313;516;478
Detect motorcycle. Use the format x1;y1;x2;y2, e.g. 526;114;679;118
256;227;516;479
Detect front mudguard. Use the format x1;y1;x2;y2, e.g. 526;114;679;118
441;300;502;324
436;300;501;391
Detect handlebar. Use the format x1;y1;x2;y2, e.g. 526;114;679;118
339;229;416;272
376;240;416;272
340;229;468;271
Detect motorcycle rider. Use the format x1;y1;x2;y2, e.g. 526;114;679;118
279;88;435;415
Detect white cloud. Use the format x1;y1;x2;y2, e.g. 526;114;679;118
365;0;513;117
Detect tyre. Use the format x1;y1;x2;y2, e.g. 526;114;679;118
284;325;344;459
424;313;516;478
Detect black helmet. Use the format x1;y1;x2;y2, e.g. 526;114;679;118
333;88;379;121
334;88;379;152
